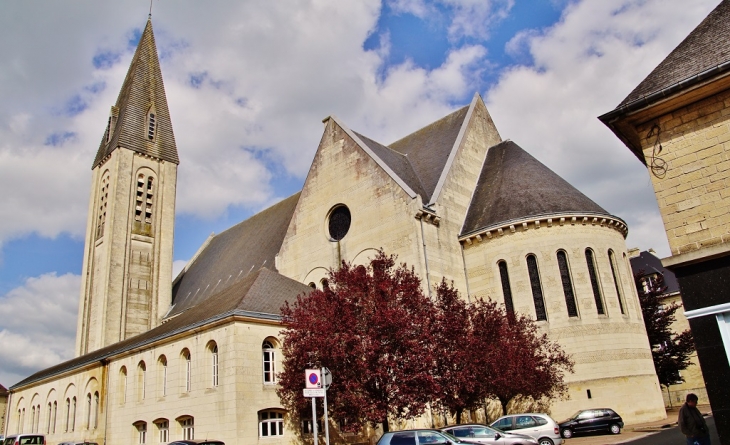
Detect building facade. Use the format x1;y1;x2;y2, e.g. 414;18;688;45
4;15;667;445
600;1;730;443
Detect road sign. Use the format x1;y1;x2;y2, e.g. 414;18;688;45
305;369;321;388
322;367;332;389
303;388;326;397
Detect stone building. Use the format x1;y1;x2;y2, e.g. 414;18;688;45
599;0;730;442
4;16;665;445
629;249;707;406
1;384;7;436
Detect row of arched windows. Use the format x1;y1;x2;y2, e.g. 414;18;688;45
498;248;629;321
132;416;189;444
16;392;98;435
117;339;277;404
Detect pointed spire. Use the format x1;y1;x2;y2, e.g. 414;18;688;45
93;18;179;168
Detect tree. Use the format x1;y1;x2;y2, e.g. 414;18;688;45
278;251;438;433
635;272;695;388
481;307;574;416
432;280;501;424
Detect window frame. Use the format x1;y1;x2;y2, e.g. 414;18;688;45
526;254;547;321
259;410;284;437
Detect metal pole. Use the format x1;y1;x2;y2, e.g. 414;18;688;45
312;396;318;445
322;367;330;445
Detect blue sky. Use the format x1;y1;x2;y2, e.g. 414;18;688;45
0;0;720;386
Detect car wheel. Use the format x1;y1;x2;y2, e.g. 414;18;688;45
561;428;573;439
538;438;554;445
609;424;621;435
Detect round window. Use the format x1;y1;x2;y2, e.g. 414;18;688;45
328;205;351;241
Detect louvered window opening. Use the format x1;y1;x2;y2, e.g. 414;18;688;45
608;250;625;314
526;255;547;321
497;261;515;314
328;206;351;241
557;251;578;317
135;175;154;225
148;113;156;140
585;249;605;315
96;175;109;240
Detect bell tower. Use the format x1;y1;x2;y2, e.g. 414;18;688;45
76;18;179;355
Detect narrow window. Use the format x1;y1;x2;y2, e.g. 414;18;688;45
52;401;57;434
94;392;99;429
21;408;25;433
37;404;41;432
138;361;146;400
259;410;284;437
263;340;276;383
71;397;76;431
46;403;52;434
135;421;147;444
497;261;515;314
158;356;167;397
156;420;169;443
147;109;156;141
557;251;579;317
211;344;219;387
585;249;605;315
65;398;70;432
182;349;192;392
96;174;109;240
120;367;128;404
180;417;194;440
526;254;547;321
30;406;35;433
86;393;91;429
608;250;626;315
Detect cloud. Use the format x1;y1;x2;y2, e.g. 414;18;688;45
484;0;719;257
0;273;79;386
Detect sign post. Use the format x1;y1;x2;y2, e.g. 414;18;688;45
305;369;321;444
322;367;331;445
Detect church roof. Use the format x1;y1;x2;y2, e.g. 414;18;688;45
616;0;730;108
170;192;301;317
12;268;311;390
461;140;611;235
630;250;681;296
0;383;7;395
92;19;179;168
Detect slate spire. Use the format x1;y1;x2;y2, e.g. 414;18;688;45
93;18;179;168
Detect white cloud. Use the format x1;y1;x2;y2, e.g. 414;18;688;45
484;0;719;258
0;273;79;386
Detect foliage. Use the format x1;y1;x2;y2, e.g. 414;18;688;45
278;251;438;433
635;272;695;387
482;306;574;416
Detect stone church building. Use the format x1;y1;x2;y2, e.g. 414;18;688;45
4;17;665;445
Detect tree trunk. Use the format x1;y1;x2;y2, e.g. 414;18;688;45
383;420;389;433
500;398;509;416
456;409;462;424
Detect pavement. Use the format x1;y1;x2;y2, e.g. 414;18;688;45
562;404;711;445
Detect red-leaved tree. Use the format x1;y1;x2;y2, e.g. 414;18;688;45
484;308;574;415
278;251;438;433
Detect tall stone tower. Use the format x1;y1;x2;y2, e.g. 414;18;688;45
75;18;179;356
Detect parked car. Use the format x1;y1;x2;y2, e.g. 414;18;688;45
2;435;45;445
168;441;225;445
558;408;623;438
490;413;563;445
377;429;481;445
58;441;98;445
441;423;538;445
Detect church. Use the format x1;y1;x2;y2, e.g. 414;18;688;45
4;17;666;445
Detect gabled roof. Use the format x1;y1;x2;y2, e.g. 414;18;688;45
461;140;611;235
0;383;7;395
630;250;681;296
170;192;300;317
12;268;311;390
617;0;730;108
93;19;179;168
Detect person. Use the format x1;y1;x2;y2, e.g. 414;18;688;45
679;393;711;445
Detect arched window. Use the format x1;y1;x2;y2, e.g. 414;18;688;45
21;408;25;433
134;421;147;444
497;261;515;314
263;340;276;384
96;172;110;240
52;401;57;434
526;254;547;321
46;403;52;434
557;251;579;317
30;406;35;433
585;249;606;315
71;396;76;431
158;355;167;397
134;173;155;227
155;419;169;443
207;342;219;387
259;410;284;437
608;250;626;315
64;398;70;432
86;393;92;429
120;366;128;404
138;361;146;400
178;416;194;440
36;404;41;432
93;392;99;429
182;349;192;392
320;279;329;290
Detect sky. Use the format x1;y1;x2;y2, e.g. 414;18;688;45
0;0;720;386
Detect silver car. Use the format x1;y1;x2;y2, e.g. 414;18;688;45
441;424;538;445
490;414;563;445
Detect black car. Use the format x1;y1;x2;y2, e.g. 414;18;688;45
168;441;224;445
558;408;623;438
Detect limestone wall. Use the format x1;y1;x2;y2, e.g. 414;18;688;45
637;88;730;256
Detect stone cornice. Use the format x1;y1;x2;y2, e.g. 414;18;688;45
459;212;628;245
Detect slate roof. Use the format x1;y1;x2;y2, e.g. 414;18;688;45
617;0;730;108
93;19;179;168
12;268;311;390
0;383;7;395
629;250;681;295
170;192;301;317
461;140;612;235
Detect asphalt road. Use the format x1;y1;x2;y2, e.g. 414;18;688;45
564;416;719;445
624;416;719;445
